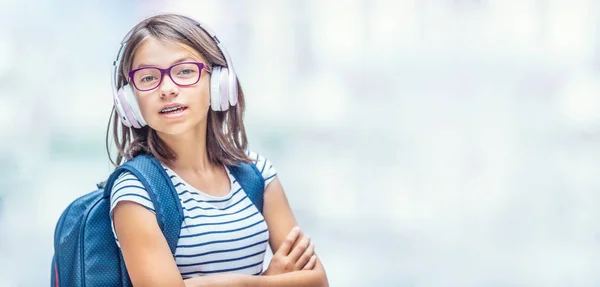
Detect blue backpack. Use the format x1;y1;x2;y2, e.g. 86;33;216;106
51;154;265;287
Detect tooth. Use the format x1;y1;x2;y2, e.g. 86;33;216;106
162;106;183;113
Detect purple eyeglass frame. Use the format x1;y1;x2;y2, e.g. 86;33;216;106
128;61;211;91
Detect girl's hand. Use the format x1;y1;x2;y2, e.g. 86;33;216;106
263;227;317;276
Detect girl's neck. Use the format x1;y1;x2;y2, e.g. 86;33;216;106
158;124;214;173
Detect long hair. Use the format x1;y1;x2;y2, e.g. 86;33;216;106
106;13;250;168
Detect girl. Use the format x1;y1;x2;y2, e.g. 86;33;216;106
107;13;328;287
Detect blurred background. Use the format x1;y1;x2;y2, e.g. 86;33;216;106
1;0;600;286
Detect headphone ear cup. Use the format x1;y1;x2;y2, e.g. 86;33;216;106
116;84;146;129
228;71;238;107
210;66;223;111
113;89;133;128
218;66;230;111
122;84;147;127
117;85;143;128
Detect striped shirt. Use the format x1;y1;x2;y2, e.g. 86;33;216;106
109;151;277;278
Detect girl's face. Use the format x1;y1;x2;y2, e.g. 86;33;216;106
130;37;211;137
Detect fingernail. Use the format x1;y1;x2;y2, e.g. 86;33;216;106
292;226;300;233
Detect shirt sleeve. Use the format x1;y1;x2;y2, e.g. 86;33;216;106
109;171;156;247
246;150;278;188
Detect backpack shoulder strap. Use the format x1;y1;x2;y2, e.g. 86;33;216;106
103;154;183;256
228;161;265;213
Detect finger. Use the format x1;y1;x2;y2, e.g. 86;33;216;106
276;226;301;256
289;227;305;249
302;255;317;270
295;242;315;270
288;235;310;262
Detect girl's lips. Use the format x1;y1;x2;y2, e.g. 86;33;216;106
159;107;188;119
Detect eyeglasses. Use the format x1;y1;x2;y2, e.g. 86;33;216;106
128;61;210;91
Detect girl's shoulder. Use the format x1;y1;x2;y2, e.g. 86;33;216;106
109;171;155;214
244;150;278;186
245;150;269;162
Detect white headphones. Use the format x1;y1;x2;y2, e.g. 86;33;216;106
111;15;239;129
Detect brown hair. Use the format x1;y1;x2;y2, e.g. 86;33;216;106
106;13;250;168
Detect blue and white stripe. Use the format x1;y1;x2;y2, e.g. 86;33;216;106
109;151;277;278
